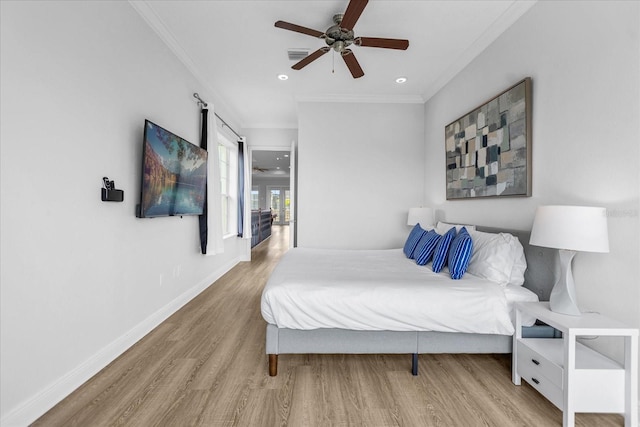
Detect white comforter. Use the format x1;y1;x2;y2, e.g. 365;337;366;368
261;248;538;335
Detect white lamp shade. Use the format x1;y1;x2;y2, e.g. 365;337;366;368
407;207;434;227
529;205;609;253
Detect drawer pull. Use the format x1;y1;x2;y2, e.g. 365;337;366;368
531;377;540;385
531;359;540;365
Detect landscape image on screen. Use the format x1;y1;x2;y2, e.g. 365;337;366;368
140;120;208;217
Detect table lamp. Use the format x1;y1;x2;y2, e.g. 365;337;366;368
529;205;609;316
407;207;434;228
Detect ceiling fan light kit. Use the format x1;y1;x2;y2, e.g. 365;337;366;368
275;0;409;78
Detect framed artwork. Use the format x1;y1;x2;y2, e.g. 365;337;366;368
445;77;532;200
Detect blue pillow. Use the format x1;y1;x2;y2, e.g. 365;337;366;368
403;224;427;259
448;227;474;279
415;230;442;265
432;227;457;272
403;224;427;258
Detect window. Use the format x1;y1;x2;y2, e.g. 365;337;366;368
218;133;238;237
251;186;259;210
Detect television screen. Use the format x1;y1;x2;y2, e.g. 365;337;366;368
137;120;208;218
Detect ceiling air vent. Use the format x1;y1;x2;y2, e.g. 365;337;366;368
287;49;309;61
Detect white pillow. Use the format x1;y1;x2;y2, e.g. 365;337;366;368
509;238;527;286
466;229;526;286
435;221;476;234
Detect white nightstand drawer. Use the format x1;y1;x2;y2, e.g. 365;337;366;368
518;358;564;409
517;339;563;388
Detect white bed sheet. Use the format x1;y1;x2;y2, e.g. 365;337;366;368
261;248;538;335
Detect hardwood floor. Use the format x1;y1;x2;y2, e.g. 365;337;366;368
34;225;624;426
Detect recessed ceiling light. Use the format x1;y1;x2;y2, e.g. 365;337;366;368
277;74;289;81
395;76;407;84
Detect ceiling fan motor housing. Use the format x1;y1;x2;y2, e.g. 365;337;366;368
325;14;354;52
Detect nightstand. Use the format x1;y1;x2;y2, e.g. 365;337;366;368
512;301;638;427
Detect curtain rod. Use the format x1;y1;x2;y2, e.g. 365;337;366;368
193;92;242;140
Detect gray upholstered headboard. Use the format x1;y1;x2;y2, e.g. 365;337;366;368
476;226;558;302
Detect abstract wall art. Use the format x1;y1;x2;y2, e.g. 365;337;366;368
445;78;532;200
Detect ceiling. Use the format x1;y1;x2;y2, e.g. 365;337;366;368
133;1;535;129
252;150;291;178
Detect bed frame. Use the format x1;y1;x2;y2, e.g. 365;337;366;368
265;226;559;376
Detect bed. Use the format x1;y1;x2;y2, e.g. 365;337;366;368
261;224;559;376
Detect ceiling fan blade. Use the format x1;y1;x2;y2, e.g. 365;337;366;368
356;37;409;50
342;50;364;79
292;47;330;70
275;20;325;38
340;0;368;31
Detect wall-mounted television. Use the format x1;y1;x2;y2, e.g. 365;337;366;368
137;120;208;218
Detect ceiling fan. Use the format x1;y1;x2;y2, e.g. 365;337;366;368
275;0;409;78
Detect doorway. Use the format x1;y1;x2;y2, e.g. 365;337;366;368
267;186;290;225
250;148;295;248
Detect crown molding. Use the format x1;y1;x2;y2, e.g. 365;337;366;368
296;93;425;104
128;0;244;128
422;0;537;102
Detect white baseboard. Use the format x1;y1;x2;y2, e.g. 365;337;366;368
0;256;242;427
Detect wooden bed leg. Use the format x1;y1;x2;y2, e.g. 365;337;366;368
268;354;278;377
411;353;418;376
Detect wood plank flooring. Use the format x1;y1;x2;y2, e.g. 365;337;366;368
34;226;624;426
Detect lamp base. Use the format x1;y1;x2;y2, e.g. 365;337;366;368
549;249;581;316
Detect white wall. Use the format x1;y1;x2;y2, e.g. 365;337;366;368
298;102;425;249
424;1;639;364
0;2;247;424
244;128;298;150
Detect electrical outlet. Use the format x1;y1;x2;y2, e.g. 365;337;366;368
172;265;181;278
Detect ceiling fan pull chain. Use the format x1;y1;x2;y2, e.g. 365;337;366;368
332;50;335;73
